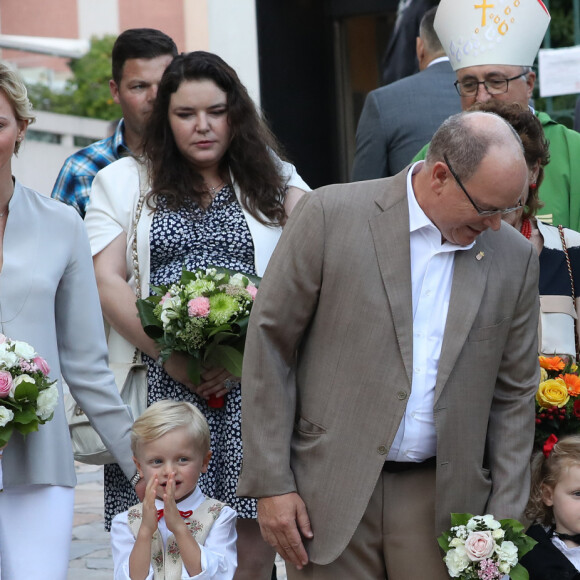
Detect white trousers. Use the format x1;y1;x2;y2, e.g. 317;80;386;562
0;481;75;579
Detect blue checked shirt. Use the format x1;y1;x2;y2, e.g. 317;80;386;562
51;119;130;217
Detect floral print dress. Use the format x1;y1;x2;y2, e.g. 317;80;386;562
104;185;258;529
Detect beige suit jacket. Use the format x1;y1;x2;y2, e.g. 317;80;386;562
238;170;540;565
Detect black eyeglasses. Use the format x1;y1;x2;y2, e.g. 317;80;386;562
454;73;526;97
443;154;523;217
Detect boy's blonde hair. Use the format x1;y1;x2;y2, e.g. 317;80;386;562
131;400;210;457
526;435;580;526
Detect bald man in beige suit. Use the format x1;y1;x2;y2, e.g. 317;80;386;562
238;111;540;579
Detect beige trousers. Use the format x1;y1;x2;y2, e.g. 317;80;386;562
287;465;450;580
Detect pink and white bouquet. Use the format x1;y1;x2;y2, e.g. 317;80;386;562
136;267;259;406
438;514;536;580
0;335;58;447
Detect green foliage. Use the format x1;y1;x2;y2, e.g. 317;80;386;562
28;35;122;120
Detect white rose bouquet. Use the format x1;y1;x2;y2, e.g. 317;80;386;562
136;267;259;407
0;334;58;447
438;514;536;580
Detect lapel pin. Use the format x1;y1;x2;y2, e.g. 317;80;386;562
476;251;485;261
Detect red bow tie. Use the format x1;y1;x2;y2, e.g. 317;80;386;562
157;509;193;521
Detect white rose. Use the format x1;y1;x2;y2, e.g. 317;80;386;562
444;546;471;577
492;528;505;540
481;514;502;530
450;537;465;548
499;561;511;574
495;540;518;567
12;340;35;360
161;296;181;318
466;517;479;531
11;374;35;397
0;406;14;427
229;273;246;288
36;384;58;420
0;347;18;368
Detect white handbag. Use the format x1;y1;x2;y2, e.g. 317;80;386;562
66;169;148;464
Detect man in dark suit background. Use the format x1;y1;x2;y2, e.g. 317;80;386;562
351;6;461;181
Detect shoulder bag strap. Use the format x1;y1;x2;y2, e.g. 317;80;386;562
558;224;580;359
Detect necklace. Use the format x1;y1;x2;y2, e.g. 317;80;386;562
520;218;532;240
206;181;225;195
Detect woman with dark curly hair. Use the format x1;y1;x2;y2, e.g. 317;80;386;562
471;101;580;361
85;51;309;579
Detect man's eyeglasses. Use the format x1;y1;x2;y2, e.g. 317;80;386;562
454;73;526;97
443;154;523;216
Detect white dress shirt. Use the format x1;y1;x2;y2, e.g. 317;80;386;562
387;162;475;462
111;486;238;579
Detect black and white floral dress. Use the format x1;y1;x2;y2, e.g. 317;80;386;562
104;185;258;529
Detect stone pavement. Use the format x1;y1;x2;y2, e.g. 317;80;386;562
69;462;287;579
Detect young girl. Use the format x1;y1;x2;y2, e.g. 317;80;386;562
522;435;580;580
111;400;237;579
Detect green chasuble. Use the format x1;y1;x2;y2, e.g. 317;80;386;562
412;111;580;231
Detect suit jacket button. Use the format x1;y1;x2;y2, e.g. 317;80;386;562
397;391;407;400
377;446;388;455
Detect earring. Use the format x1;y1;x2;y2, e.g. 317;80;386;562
529;183;537;190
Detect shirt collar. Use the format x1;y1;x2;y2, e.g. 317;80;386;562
426;56;450;68
113;119;130;157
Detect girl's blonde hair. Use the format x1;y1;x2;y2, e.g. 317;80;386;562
526;435;580;525
131;400;210;457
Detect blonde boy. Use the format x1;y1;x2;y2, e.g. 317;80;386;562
111;401;237;579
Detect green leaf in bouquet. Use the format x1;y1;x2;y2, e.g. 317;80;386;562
12;405;38;425
437;531;451;552
136;299;164;339
14;418;39;435
509;563;531;580
450;513;473;526
206;324;233;339
208;331;238;346
149;284;167;298
500;518;525;535
180;269;198;285
14;381;39;403
187;356;202;386
0;424;13;447
205;344;244;378
232;315;250;337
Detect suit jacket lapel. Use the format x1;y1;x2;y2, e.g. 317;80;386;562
369;172;414;385
434;238;493;401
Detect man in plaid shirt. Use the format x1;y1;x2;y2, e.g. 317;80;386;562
51;28;177;217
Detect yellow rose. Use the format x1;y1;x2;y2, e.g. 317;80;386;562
536;378;570;408
540;368;548;382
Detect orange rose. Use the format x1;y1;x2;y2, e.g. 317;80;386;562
539;356;566;372
563;373;580;396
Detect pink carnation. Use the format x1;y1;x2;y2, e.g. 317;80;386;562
0;370;12;398
188;297;210;318
33;356;50;376
246;284;258;300
160;292;171;305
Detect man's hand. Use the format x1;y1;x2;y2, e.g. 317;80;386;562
257;493;313;570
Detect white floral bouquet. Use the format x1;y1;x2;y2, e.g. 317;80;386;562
0;334;58;447
136;267;259;406
438;514;536;580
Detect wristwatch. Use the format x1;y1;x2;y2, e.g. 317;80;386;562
130;471;142;488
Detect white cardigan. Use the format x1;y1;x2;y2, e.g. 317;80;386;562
85;156;309;365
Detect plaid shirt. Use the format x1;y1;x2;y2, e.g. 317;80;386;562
51;119;130;218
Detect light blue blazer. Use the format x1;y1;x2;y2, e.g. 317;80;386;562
0;181;135;488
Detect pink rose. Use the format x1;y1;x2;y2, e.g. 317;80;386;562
160;292;171;305
246;284;258;300
0;334;6;344
33;356;50;376
188;297;210;318
0;370;12;399
464;531;495;562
